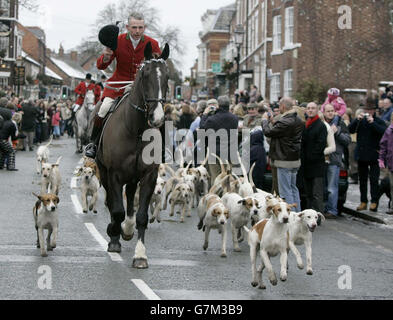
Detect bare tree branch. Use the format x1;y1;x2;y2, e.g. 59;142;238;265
77;0;184;79
80;0;184;60
19;0;39;12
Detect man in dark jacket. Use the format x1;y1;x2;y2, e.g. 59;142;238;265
262;97;304;211
301;102;328;214
0;107;19;171
250;129;266;190
348;97;387;212
324;104;351;218
200;95;238;184
21;100;38;151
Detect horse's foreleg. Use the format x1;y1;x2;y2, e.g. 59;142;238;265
121;183;138;241
132;171;157;269
106;174;125;253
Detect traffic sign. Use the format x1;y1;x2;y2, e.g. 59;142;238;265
211;63;222;73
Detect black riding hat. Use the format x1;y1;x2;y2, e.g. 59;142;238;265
98;24;119;51
86;73;92;80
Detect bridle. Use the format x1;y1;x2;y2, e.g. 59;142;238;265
83;91;95;110
130;59;168;116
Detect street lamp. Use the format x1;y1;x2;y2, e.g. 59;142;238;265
234;24;245;91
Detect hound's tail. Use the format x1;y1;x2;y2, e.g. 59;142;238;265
201;147;210;167
237;151;249;184
55;156;62;166
45;135;53;148
232;172;243;188
243;226;250;234
212;153;225;175
165;165;176;177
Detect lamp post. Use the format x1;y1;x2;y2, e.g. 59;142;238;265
234;24;245;91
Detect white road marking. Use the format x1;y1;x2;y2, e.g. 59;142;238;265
84;223;123;262
131;279;161;300
71;194;83;214
71;177;79;189
0;245;102;252
148;258;200;267
328;226;393;255
0;255;107;263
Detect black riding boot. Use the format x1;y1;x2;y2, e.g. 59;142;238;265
85;116;104;159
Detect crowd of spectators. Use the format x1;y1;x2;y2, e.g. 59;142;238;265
0;88;75;171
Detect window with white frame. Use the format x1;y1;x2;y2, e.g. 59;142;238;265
261;1;265;43
270;74;281;102
284;69;293;98
285;7;294;46
255;14;258;48
273;15;282;52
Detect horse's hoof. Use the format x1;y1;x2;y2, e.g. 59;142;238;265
121;230;133;241
93;210;98;214
149;217;155;224
132;258;149;269
83;210;88;214
107;242;121;253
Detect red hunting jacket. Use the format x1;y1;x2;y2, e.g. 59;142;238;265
94;84;102;104
75;81;96;106
96;33;161;100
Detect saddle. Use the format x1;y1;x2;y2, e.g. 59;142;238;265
97;92;131;147
102;92;127;117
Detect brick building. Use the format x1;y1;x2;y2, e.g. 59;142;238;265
195;4;236;98
225;0;393;104
0;0;22;88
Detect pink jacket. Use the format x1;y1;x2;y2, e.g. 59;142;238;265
321;97;347;116
51;111;61;126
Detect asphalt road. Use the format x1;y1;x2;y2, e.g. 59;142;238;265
0;137;392;300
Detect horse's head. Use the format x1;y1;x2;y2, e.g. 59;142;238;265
84;90;95;109
138;42;170;128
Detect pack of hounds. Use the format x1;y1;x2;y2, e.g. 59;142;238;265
32;140;326;289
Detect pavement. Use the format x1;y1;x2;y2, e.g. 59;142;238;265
0;136;392;300
344;182;393;227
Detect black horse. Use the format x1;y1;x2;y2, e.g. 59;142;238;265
96;42;169;269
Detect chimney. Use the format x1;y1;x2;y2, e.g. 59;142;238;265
70;51;78;62
59;44;64;57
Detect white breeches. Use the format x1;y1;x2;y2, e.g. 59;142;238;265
98;97;115;118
